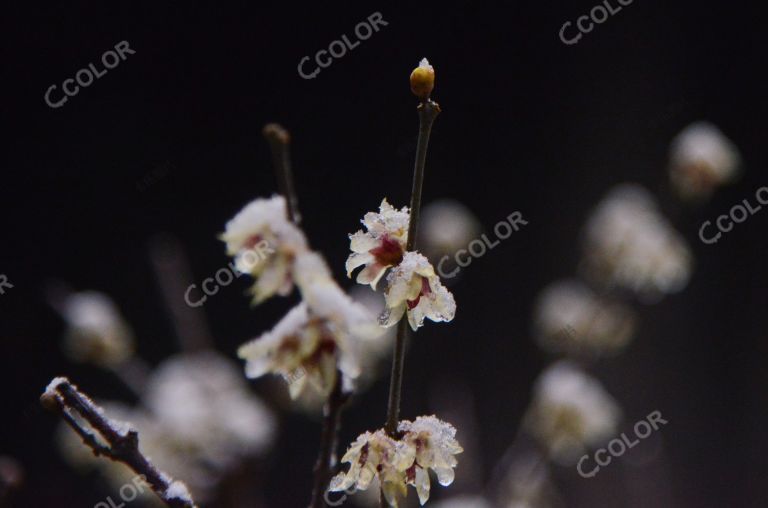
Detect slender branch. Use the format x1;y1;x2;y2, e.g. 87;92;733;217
309;374;349;508
41;378;196;508
260;126;346;507
263;123;301;224
149;236;214;353
384;99;441;437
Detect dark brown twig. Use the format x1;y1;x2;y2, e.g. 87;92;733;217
263;123;301;224
41;377;196;508
384;99;441;437
309;375;350;508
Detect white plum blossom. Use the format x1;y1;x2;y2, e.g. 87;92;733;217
331;416;462;507
346;199;410;289
221;195;308;304
524;361;620;464
238;260;381;398
60;291;134;367
381;252;456;331
580;184;692;301
669;121;741;201
533;279;636;356
398;416;464;504
331;430;415;507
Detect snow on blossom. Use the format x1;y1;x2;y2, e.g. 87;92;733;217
238;267;381;398
346;198;410;289
331;416;462;507
221;195;308;304
380;252;456;331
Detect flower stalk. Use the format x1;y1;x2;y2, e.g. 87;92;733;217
263;123;301;224
384;94;441;437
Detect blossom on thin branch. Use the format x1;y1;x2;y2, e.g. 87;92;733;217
221;195;308;304
330;415;462;507
238;252;381;399
346;198;410;289
380;251;456;331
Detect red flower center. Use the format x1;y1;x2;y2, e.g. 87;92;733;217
407;278;432;310
370;235;404;267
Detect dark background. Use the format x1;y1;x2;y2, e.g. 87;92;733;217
1;1;766;507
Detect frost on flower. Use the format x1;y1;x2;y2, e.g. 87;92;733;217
346;198;410;290
669;121;741;201
524;361;620;464
398;416;463;504
331;430;415;507
533;279;636;356
381;252;456;331
238;257;381;399
221;195;308;304
331;416;462;507
580;184;692;301
60;291;134;367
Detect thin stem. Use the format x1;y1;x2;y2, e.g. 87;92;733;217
262;125;346;507
41;378;196;508
149;236;214;353
309;374;349;508
263;123;301;224
384;99;441;437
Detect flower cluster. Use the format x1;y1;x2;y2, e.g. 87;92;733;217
347;199;456;331
237;251;381;399
330;416;462;506
221;195;308;304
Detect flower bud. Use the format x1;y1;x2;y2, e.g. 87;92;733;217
410;58;435;100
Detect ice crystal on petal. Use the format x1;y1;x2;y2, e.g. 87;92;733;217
382;252;456;331
221;195;308;304
346;198;410;290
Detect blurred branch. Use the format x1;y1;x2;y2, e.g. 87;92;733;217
309;375;349;508
149;236;214;353
41;377;196;508
263;123;301;224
